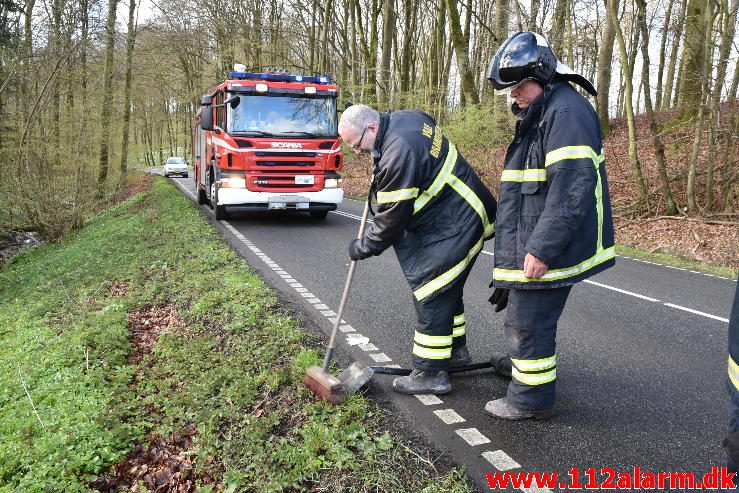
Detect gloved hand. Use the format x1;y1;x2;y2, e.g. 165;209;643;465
348;239;365;261
488;287;509;312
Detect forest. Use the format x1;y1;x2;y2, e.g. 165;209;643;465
0;0;737;245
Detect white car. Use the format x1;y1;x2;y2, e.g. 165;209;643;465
163;157;189;178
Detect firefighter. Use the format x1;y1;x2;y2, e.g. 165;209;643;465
724;283;739;490
484;31;615;419
339;104;497;395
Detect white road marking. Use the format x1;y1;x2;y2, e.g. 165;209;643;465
295;287;308;292
520;487;553;493
434;409;466;424
415;394;443;406
583;279;660;302
369;353;392;363
300;292;315;298
339;324;355;333
358;343;378;351
314;303;329;310
482;450;521;471
455;428;491;446
663;303;730;323
321;310;337;316
346;334;370;346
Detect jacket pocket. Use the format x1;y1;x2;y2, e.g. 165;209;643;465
415;204;459;246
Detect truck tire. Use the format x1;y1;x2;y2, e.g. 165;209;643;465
210;180;228;220
310;210;329;220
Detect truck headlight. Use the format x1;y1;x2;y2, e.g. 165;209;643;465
220;172;246;188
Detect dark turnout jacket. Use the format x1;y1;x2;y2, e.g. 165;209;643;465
352;110;497;303
492;81;615;289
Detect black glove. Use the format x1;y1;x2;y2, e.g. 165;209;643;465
348;239;364;261
488;288;509;312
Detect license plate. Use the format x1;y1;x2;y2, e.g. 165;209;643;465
295;175;314;185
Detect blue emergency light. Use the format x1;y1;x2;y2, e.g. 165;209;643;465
227;71;332;84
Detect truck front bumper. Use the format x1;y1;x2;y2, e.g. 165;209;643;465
217;188;344;211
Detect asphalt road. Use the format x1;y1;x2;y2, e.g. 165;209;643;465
161;170;737;492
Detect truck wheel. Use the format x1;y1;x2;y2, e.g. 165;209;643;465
211;180;228;220
310;210;329;220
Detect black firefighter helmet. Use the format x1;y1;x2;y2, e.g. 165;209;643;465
487;31;597;96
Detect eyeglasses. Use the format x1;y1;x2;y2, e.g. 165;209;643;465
350;126;369;150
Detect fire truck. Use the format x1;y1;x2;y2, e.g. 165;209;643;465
193;66;344;220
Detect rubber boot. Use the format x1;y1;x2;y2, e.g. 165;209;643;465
392;369;451;395
484;397;553;420
490;352;513;377
450;346;472;367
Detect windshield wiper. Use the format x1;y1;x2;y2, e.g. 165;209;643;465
243;130;274;137
277;131;319;137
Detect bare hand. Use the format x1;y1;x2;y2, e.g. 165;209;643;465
523;253;549;279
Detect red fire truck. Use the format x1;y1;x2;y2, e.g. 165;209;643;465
193;67;344;220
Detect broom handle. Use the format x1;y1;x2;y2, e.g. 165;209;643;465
321;199;371;372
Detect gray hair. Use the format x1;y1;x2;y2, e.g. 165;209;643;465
338;104;380;133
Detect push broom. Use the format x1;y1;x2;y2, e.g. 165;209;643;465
304;200;374;404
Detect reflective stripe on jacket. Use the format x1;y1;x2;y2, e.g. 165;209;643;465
492;81;615;289
352;110;497;303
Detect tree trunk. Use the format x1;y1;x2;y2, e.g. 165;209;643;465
318;0;332;74
97;0;119;193
663;0;688;109
609;0;649;211
655;0;675;109
678;0;713;117
636;0;678;215
119;0;138;179
704;0;738;211
549;0;568;53
446;0;478;106
378;0;393;108
596;0;617;136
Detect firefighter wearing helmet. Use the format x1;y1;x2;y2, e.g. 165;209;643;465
484;32;615;420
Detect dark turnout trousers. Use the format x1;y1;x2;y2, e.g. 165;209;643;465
411;261;476;372
504;286;572;411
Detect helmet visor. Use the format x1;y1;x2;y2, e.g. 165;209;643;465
493;78;532;96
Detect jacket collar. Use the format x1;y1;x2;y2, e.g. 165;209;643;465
371;111;391;161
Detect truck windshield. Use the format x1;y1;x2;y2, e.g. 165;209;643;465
227;94;338;138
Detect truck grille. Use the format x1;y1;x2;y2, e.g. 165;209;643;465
257;161;314;167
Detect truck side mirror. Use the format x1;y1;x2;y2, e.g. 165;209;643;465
200;95;214;130
344;100;353;110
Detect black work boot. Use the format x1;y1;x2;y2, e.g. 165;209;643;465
490;352;513;377
484;397;553;420
392;369;451;395
450;346;472;367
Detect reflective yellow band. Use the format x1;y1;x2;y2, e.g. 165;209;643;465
501;169;547;182
545;145;603;168
413;344;452;360
512;367;556;385
414;331;453;347
447;174;495;236
511;355;556;372
414;143;458;213
729;356;739;391
453;314;465;326
377;187;419;204
493;246;615;283
414;235;484;301
452;325;465;337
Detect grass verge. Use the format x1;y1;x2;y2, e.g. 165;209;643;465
615;244;737;279
0;174;473;492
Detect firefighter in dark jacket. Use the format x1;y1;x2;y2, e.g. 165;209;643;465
724;283;739;490
484;31;615;420
339;104;497;395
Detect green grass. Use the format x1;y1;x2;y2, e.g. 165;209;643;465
615;244;737;279
0;175;473;492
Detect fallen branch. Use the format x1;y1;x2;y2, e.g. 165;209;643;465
18;368;45;429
